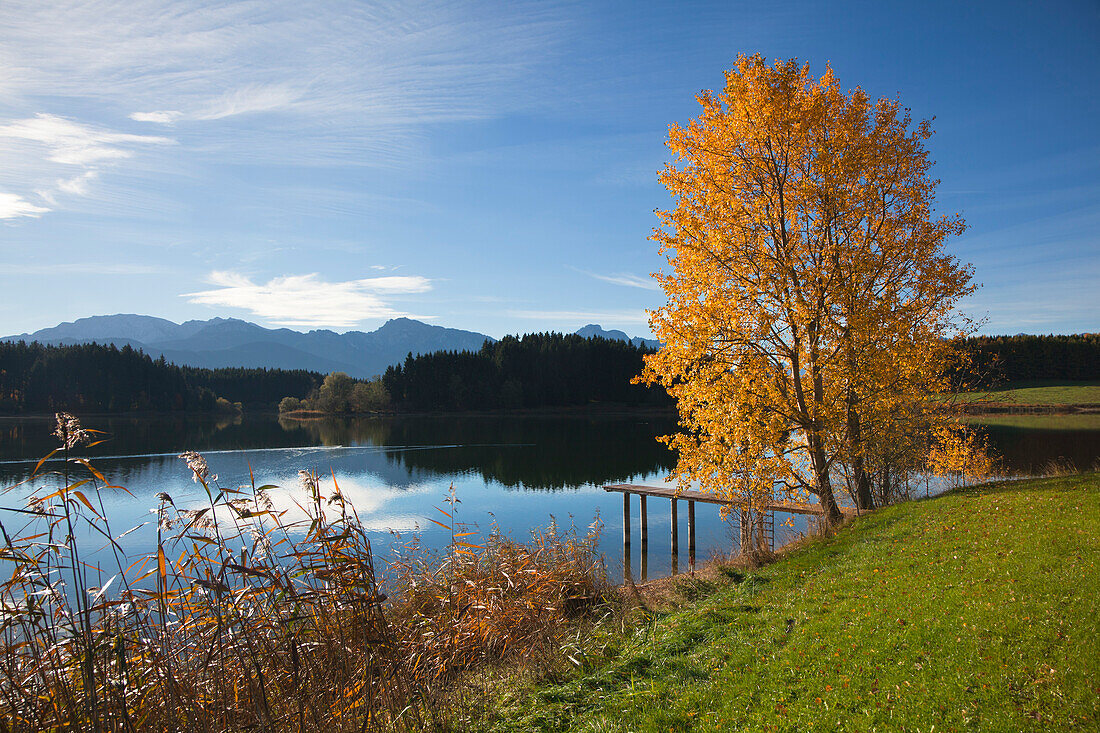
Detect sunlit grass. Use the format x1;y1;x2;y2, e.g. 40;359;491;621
954;381;1100;406
483;473;1100;732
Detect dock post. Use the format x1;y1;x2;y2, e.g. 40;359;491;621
670;498;679;576
640;495;648;582
688;500;696;572
623;492;632;581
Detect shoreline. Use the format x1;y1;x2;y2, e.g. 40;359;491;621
958;402;1100;415
278;403;677;419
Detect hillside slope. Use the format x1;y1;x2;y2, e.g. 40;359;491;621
485;475;1100;732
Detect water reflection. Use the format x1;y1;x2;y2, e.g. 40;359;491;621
0;412;1096;584
967;415;1100;474
0;414;677;491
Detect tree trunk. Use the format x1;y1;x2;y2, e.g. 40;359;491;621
809;359;843;526
809;432;843;526
846;400;875;511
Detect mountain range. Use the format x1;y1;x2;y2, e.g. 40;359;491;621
575;324;661;350
4;315;659;379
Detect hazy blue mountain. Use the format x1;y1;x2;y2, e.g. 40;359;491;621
574;324;661;350
13;314;187;344
5;315;494;379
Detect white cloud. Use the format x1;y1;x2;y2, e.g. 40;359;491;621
0;1;569;165
56;170;99;196
0;114;174;166
0;192;50;219
130;110;183;124
183;271;433;329
0;1;571;225
0;114;174;218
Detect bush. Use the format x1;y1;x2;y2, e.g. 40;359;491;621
387;496;607;679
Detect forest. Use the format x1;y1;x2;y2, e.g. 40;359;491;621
958;333;1099;384
1;333;1094;415
382;332;671;411
0;341;320;413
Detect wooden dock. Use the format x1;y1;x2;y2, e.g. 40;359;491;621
603;483;859;581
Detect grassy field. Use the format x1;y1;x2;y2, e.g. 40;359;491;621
954;381;1100;406
476;474;1100;732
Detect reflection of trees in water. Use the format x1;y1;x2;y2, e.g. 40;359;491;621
979;425;1100;474
275;415;677;490
1;414;676;495
0;414;318;462
374;416;677;490
4;413;1096;488
278;416;394;448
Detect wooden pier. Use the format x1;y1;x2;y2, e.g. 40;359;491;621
604;483;859;581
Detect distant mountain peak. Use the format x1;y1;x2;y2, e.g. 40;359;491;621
574;324;661;350
4;315;494;379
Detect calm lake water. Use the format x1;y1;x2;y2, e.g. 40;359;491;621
1;412;1097;583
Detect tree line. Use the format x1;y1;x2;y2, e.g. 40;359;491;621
381;333;671;412
956;334;1099;384
2;332;1092;416
183;365;320;407
0;341;320;413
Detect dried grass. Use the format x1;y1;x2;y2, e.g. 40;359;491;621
0;415;607;732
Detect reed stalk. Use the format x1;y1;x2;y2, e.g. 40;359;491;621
0;416;608;732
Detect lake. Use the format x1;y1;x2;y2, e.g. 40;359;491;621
1;411;1097;583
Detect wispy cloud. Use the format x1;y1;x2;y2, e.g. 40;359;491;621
2;1;568;150
571;266;659;291
0;114;174;166
129;111;183;124
183;271;433;329
131;84;302;124
0;114;174;218
0;1;571;221
0;192;49;219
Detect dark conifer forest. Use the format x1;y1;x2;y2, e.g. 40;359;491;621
957;334;1099;384
1;333;1094;415
0;341;319;413
382;333;671;411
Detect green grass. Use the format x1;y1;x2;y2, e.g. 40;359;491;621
954;381;1100;406
479;475;1100;732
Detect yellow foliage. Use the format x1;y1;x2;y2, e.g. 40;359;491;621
640;55;981;523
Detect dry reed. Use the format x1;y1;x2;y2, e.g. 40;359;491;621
0;415;608;732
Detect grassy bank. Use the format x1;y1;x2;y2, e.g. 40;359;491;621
477;474;1100;732
954;381;1100;407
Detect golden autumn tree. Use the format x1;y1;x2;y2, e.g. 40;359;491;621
639;55;982;531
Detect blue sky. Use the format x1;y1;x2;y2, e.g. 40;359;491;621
1;0;1097;338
